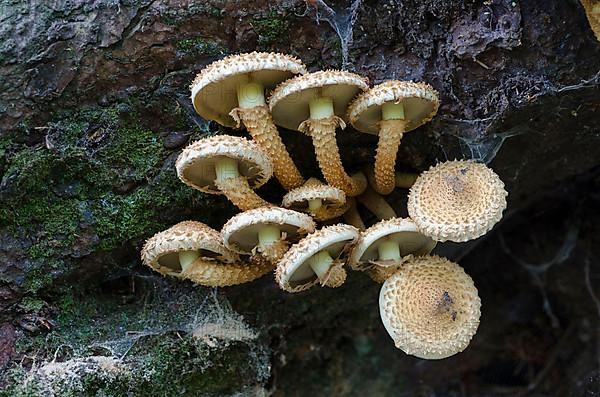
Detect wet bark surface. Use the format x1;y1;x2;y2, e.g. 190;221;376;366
0;0;599;395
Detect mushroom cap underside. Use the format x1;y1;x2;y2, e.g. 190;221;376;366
176;135;272;194
222;207;316;254
141;221;237;275
379;255;481;359
282;178;347;211
191;52;306;127
347;80;439;135
276;224;359;290
269;70;369;131
349;217;437;270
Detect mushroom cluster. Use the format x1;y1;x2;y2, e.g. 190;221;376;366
140;52;509;360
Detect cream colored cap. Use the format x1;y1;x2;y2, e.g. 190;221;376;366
176;135;272;194
379;255;481;359
282;178;349;221
276;224;359;292
222;207;316;254
141;221;237;277
269;70;369;131
181;258;274;287
349;217;436;271
190;52;307;127
408;160;507;242
347;80;439;135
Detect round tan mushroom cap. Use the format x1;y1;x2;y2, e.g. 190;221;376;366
180;258;274;287
141;221;238;277
580;0;600;41
282;178;349;221
379;255;481;359
408;160;507;242
347;80;439;135
269;70;369;131
176;135;272;194
191;52;307;127
222;207;316;254
349;217;437;271
276;224;359;292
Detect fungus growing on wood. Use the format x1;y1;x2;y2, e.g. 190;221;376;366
176;135;272;210
190;52;306;190
407;160;507;242
141;221;271;286
222;207;316;265
379;255;481;359
348;81;439;195
282;178;350;221
276;224;359;292
269;70;369;196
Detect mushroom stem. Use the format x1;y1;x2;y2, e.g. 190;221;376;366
377;240;401;261
215;158;239;182
258;225;281;247
300;101;366;196
237;81;266;108
308;250;334;281
343;199;366;230
395;172;419;189
231;98;304;190
374;119;406;195
308;199;323;213
179;250;200;272
357;186;397;220
214;176;271;210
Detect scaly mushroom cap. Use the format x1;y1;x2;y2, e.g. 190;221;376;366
276;224;359;293
349;217;437;271
408;160;507;242
379;255;481;359
222;207;316;257
580;0;600;41
282;178;349;221
141;221;238;277
269;70;369;131
347;80;439;135
176;135;272;194
190;52;307;127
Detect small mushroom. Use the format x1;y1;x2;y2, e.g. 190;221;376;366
141;221;271;286
580;0;600;41
276;224;359;293
379;255;481;359
349;217;437;271
190;52;306;190
407;160;508;242
348;81;439;195
282;178;350;221
176;135;272;211
222;207;316;265
269;70;369;196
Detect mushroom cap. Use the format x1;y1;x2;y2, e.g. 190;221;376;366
580;0;600;41
349;217;437;270
141;221;237;276
379;255;481;359
282;178;349;220
190;52;307;127
347;80;439;135
180;258;274;287
176;135;272;194
276;224;359;292
222;207;316;254
268;70;369;131
407;160;507;242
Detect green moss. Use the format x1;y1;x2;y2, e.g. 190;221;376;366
22;268;54;294
252;11;289;49
176;37;227;56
